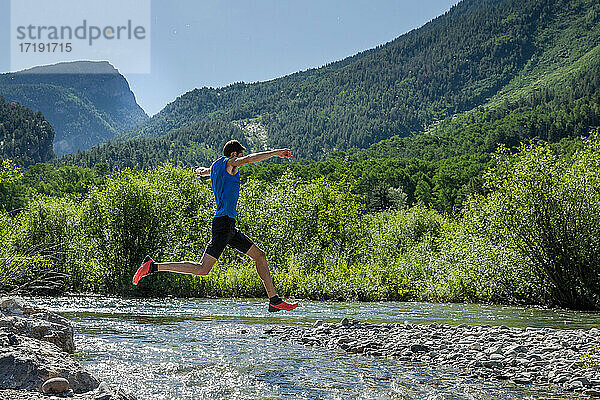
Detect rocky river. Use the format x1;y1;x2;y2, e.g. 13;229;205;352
2;296;600;399
265;318;600;396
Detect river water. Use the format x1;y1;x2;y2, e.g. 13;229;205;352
21;296;600;399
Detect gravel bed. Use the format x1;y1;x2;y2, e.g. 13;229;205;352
266;319;600;397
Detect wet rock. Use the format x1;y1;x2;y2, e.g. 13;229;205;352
313;320;323;328
410;344;429;353
42;377;70;394
0;298;136;400
340;318;350;326
0;298;74;353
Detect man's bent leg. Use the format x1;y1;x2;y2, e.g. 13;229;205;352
156;253;217;276
246;245;276;298
236;235;297;311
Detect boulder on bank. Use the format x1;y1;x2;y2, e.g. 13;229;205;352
0;298;135;400
0;298;74;353
0;333;98;392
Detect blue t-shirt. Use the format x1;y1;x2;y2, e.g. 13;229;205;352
210;156;240;219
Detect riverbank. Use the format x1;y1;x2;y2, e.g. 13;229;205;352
4;139;600;311
266;319;600;397
0;298;135;400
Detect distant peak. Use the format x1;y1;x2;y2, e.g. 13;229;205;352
16;60;119;75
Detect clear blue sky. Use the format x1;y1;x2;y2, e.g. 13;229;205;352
0;0;459;115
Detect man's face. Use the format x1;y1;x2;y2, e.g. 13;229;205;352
233;151;243;157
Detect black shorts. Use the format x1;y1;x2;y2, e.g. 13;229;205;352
205;215;254;259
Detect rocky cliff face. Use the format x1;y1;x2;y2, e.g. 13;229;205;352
0;61;148;156
0;298;136;400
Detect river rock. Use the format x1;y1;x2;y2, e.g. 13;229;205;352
0;386;136;399
86;381;137;400
410;344;429;353
570;376;590;386
529;354;542;361
566;380;584;391
0;325;99;393
0;298;136;400
42;377;70;394
94;381;115;400
553;375;569;384
0;298;74;353
512;376;532;384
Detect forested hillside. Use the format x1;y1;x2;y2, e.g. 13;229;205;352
59;120;241;171
0;61;148;156
348;46;600;161
4;0;600;311
0;96;54;166
63;0;600;167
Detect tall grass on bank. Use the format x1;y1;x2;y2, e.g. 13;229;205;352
1;135;600;309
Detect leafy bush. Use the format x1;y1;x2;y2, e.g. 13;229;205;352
0;202;64;294
464;135;600;309
420;220;541;304
74;164;214;293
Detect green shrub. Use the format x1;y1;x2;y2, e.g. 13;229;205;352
0;202;67;293
74;164;214;294
464;135;600;309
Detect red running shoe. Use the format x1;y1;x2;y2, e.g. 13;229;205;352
268;295;298;312
132;255;156;285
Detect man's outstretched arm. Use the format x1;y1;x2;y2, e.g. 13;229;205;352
230;148;292;167
193;166;211;177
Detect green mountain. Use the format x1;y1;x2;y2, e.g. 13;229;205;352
0;61;148;156
0;95;55;166
62;0;600;168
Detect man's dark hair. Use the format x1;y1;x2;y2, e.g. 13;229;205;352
223;140;246;157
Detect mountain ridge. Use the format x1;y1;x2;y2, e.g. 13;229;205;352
62;0;600;168
0;61;148;156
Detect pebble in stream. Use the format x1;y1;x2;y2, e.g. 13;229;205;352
265;320;600;397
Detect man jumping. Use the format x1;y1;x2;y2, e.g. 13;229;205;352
132;140;298;312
